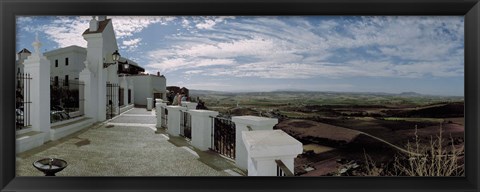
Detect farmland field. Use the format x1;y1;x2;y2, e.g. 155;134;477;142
191;90;465;176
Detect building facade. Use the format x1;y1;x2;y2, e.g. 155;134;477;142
44;45;87;83
16;48;31;75
129;74;167;106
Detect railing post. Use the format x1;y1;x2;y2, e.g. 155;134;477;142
181;101;198;110
187;110;219;151
146;98;153;111
79;81;85;116
156;101;167;129
22;36;50;142
231;116;278;171
242;130;303;176
165;105;187;136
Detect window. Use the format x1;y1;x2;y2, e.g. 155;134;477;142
65;58;69;66
54;76;59;86
55;59;58;67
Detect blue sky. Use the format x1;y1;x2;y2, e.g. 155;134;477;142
16;16;464;96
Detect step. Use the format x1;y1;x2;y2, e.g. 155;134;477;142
50;117;95;141
16;131;46;154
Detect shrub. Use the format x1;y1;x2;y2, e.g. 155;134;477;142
364;125;464;176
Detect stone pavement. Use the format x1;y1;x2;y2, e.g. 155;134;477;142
16;107;242;176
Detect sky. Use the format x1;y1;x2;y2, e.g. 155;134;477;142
16;16;464;96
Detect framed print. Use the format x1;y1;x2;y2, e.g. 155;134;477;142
1;0;479;192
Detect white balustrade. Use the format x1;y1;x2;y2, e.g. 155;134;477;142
231;116;278;171
181;101;198;110
188;110;219;151
166;105;187;136
146;98;153;111
242;130;302;176
156;102;167;129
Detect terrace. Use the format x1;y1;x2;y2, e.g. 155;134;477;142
16;104;301;176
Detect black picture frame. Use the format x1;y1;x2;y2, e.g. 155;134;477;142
1;0;479;192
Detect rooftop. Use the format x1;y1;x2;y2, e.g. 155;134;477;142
82;19;111;35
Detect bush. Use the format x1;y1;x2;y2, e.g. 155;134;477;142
364;125;464;176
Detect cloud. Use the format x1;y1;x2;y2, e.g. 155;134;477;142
44;16;91;48
18;16;176;51
120;38;142;51
110;16;176;39
145;16;463;80
18;16;463;82
194;16;235;30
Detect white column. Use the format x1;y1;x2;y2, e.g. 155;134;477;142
166;106;186;136
146;98;153;111
79;61;98;121
242;130;302;176
231;116;278;171
97;59;108;121
181;101;198;110
156;102;167;129
188;110;219;151
23;35;51;142
79;81;85;116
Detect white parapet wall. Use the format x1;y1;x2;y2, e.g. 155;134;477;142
120;104;134;114
181;101;198;110
156;102;167;129
16;131;46;154
166;105;187;136
146;98;153;111
242;130;303;176
50;117;95;141
188;110;219;151
231;116;278;171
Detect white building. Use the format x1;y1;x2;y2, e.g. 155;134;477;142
15;48;31;75
16;16;167;117
129;73;167;106
44;45;87;83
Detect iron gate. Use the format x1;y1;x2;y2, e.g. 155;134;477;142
210;116;236;159
16;72;31;130
106;82;119;119
180;110;191;139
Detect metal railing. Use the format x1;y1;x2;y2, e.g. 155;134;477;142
275;159;294;176
50;77;84;114
16;72;31;130
210;115;236;159
106;82;119;119
180;110;192;139
50;77;85;123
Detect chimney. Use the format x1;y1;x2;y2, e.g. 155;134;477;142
98;16;107;21
89;16;98;32
157;71;160;76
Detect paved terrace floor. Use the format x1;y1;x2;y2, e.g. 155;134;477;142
16;107;243;176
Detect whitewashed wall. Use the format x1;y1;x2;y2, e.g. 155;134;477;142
129;75;166;106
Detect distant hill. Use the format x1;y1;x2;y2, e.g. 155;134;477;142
398;92;423;97
189;89;233;96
